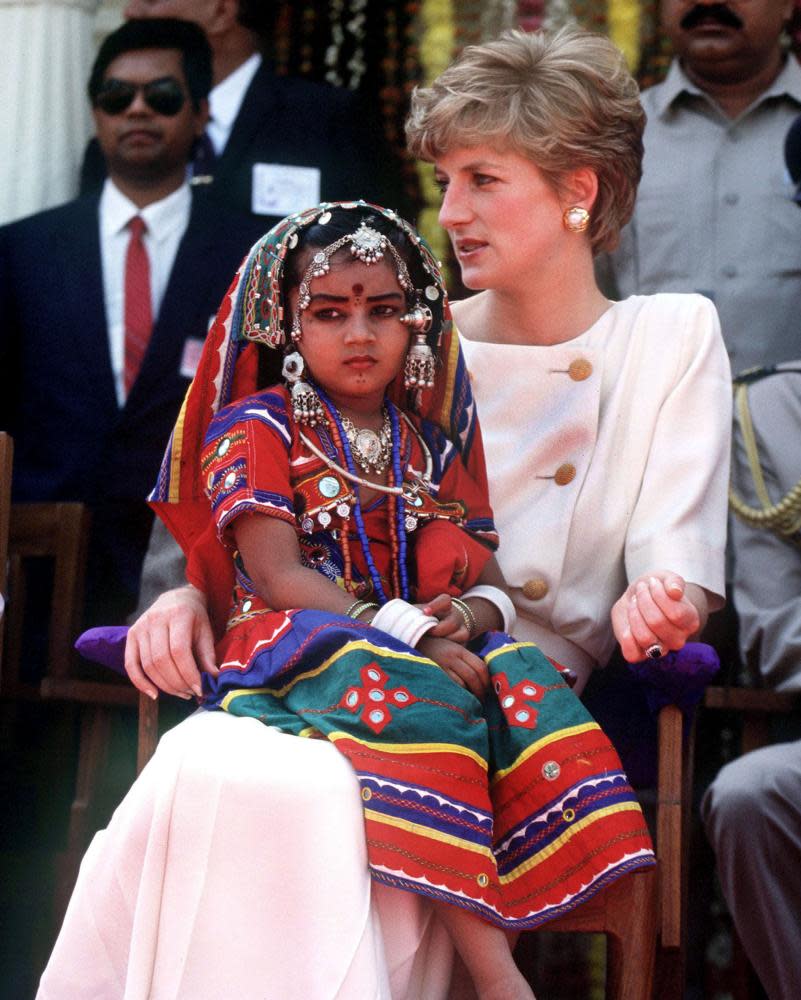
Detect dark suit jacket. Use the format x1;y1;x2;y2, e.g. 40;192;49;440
0;189;265;619
82;63;411;224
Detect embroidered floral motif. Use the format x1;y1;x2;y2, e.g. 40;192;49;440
340;662;418;734
493;672;544;729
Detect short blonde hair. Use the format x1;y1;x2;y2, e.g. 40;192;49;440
405;26;645;254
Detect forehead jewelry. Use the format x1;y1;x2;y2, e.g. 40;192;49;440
291;221;415;343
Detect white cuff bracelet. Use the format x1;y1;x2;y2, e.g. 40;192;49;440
371;598;438;649
461;584;517;634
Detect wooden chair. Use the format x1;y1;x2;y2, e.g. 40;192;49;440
514;700;690;1000
704;684;801;756
2;502;91;699
137;689;159;773
2;501;139;916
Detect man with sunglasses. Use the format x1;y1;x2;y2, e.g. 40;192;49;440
82;0;408;223
0;18;265;628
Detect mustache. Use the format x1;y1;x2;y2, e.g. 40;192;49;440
680;3;743;31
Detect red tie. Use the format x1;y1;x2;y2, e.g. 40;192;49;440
124;215;153;395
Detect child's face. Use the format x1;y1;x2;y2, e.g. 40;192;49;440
289;254;411;417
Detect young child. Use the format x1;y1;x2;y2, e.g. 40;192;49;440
151;202;654;999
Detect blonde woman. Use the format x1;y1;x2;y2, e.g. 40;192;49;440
406;26;730;693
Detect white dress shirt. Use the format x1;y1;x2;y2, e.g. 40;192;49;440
206;53;261;155
99;179;192;406
460;293;731;682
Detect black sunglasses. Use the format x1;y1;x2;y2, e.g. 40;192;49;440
94;76;188;117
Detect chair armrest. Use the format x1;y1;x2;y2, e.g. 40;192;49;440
657;703;687;950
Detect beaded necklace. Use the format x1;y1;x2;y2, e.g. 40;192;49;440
315;386;410;602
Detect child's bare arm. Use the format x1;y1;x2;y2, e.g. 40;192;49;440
234;515;366;617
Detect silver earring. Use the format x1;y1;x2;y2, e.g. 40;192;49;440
401;299;435;390
282;351;324;426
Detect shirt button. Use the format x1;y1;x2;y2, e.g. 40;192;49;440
522;578;549;600
723;192;739;206
722;265;738;278
568;358;593;381
554;462;576;486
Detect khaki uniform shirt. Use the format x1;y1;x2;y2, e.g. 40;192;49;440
731;364;801;691
604;57;801;372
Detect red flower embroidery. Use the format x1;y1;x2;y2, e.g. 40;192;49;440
494;673;544;729
340;662;417;735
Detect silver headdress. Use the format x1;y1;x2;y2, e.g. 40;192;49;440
290;220;415;343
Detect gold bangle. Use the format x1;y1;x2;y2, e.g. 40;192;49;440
451;597;477;636
345;600;379;620
355;602;380;620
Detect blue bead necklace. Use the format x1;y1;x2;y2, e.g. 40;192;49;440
316;386;409;603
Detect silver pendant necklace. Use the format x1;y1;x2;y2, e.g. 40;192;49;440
299;411;433;499
339;407;392;474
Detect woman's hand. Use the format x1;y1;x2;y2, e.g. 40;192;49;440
416;635;489;699
125;585;217;700
420;594;471;643
611;571;708;663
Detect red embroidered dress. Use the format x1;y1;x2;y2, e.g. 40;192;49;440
150;202;654;930
200;387;655;930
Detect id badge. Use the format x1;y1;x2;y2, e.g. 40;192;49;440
179;336;206;379
251;163;321;216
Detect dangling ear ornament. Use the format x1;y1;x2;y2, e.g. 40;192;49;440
563;206;590;233
402;298;435;390
282;351;324;426
400;301;433;335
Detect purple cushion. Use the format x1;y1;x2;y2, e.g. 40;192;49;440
75;625;130;677
627;642;720;715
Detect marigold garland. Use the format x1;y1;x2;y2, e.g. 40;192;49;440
542;0;574;33
607;0;640;72
268;0;800;271
517;0;545;33
414;0;455;272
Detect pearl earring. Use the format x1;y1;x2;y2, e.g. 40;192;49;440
563;206;590;233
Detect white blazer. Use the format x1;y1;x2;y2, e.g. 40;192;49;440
460;293;731;679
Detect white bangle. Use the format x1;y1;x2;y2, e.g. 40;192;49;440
461;585;517;634
370;598;438;648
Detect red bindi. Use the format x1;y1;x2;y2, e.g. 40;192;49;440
352;283;364;301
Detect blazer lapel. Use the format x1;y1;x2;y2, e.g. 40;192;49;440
216;62;274;174
59;198;118;412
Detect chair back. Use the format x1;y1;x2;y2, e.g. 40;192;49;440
2;502;90;696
